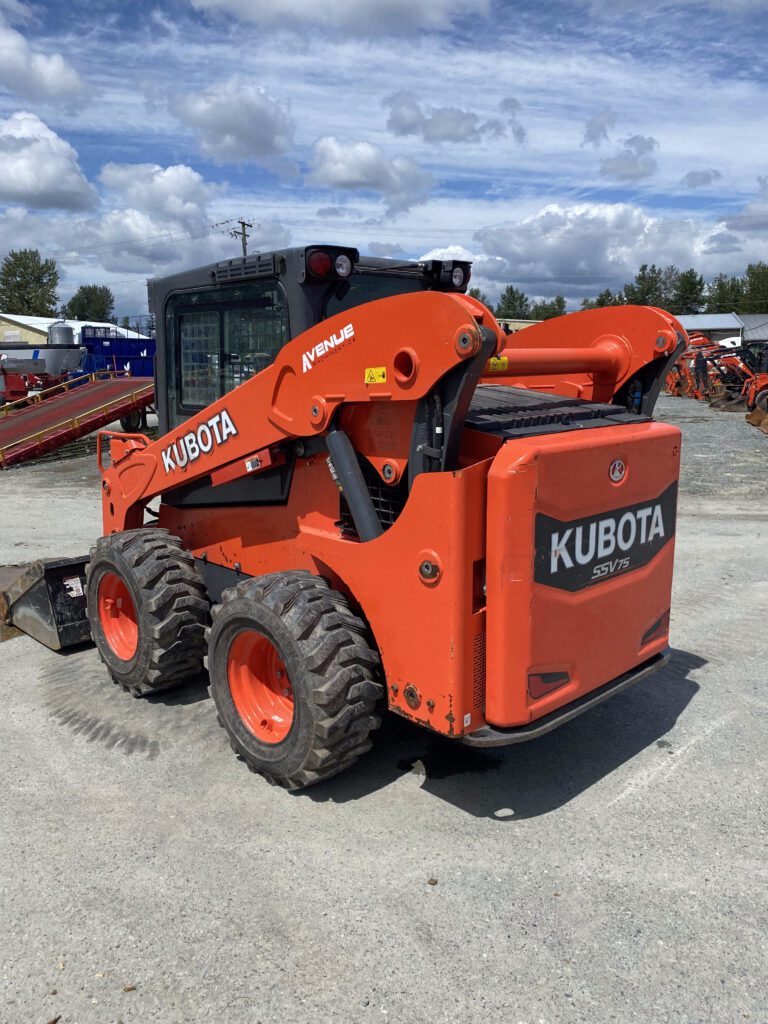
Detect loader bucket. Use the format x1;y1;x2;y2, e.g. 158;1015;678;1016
0;556;91;650
709;395;748;412
746;406;768;433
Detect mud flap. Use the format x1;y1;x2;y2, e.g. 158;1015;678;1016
0;556;91;650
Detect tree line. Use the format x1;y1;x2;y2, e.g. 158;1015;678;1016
471;261;768;320
5;245;768;331
0;247;148;333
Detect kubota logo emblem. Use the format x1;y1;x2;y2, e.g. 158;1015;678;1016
609;458;626;483
161;409;238;473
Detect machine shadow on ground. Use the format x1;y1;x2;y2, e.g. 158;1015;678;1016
39;639;703;817
305;648;704;819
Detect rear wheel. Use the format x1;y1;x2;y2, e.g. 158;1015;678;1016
119;409;142;432
208;571;384;789
86;528;209;696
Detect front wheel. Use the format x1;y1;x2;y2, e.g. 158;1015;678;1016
207;572;384;789
86;528;210;696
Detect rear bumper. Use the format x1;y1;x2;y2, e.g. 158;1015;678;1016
462;649;670;747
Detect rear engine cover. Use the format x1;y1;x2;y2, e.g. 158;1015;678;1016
485;421;680;727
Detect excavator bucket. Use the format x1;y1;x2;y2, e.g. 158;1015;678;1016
0;556;91;650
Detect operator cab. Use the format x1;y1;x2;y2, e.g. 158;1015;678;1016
149;246;472;433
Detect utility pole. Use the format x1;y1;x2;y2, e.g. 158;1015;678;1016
229;219;253;259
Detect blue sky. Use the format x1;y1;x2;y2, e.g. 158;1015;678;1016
0;0;766;317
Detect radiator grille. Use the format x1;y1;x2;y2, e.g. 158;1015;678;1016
472;633;486;710
339;456;408;538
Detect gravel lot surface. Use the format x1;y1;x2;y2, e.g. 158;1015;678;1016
1;396;766;1024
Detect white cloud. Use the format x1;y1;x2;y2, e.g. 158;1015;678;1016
0;22;83;103
367;242;405;257
0;111;96;210
419;244;475;263
99;163;218;228
383;92;525;145
682;168;722;188
170;75;294;163
384;92;497;145
724;175;768;233
0;0;33;23
600;134;659;180
310;136;434;214
582;107;616;147
188;0;490;33
499;96;526;144
473;202;701;296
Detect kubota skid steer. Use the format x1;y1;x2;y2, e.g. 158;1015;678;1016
3;246;685;789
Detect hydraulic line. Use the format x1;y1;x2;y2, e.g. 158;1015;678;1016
326;425;383;542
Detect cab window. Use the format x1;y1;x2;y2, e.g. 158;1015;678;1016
323;272;426;319
165;280;289;425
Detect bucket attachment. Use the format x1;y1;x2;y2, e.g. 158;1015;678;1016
746;406;768;433
708;394;747;412
0;556;91;650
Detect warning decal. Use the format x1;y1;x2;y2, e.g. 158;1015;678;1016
487;356;509;372
364;367;387;384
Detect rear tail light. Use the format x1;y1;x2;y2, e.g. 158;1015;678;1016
307;250;333;277
451;266;466;288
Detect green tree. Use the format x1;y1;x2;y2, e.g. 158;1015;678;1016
742;262;768;311
62;284;115;322
530;295;566;320
659;265;680;309
705;273;744;313
120;315;131;330
623;263;666;306
495;285;530;320
0;248;59;315
468;286;491;308
580;288;625;309
671;268;705;315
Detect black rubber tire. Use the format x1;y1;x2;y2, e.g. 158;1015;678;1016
120;410;142;433
756;391;768;414
208;571;384;789
86;528;210;696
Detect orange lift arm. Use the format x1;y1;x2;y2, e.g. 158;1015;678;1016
482;304;683;403
100;294;683;534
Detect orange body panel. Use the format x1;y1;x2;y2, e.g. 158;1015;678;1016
485;421;679;727
160;454;490;736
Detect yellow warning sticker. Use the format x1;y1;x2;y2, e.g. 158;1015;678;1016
487;356;509;372
364;366;387;384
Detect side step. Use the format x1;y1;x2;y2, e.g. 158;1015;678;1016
0;556;91;650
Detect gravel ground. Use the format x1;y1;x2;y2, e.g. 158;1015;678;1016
0;395;766;1024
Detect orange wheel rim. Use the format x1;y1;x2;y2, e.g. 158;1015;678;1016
227;630;294;743
97;571;138;660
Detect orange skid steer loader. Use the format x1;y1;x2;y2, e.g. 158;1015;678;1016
3;247;685;789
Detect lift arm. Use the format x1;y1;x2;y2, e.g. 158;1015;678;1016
99;293;683;535
483;304;685;411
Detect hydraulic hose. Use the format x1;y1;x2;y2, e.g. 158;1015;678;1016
326;426;383;542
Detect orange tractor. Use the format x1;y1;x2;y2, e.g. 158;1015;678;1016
2;247;685;789
745;346;768;431
664;333;758;411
